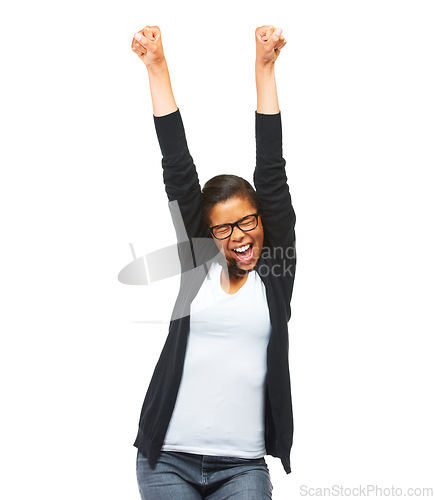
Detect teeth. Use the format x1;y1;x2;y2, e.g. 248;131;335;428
234;244;250;253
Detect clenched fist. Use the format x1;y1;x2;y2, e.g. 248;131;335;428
255;25;287;65
131;26;165;67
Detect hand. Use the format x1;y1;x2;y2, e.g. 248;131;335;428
255;25;287;65
131;26;165;68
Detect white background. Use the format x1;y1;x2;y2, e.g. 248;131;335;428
1;0;433;498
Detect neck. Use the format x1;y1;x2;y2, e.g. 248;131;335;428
220;265;249;295
227;261;249;280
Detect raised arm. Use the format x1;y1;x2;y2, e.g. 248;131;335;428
253;26;296;252
255;26;286;114
131;27;203;241
132;26;177;117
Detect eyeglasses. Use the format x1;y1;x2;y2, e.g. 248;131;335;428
209;213;260;240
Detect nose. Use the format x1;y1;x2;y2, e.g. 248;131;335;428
231;225;245;241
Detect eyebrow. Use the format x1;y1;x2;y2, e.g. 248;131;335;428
210;213;258;228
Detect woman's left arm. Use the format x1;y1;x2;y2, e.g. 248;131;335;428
255;25;285;114
254;26;295;253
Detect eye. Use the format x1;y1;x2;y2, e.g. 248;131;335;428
213;224;231;238
238;215;257;230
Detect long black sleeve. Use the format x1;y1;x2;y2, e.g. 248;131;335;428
254;112;296;253
153;109;204;240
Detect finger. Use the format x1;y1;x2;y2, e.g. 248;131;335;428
131;46;146;65
256;25;273;41
132;43;146;57
134;32;154;52
267;27;282;48
274;36;286;51
255;25;270;35
263;26;275;42
265;26;276;41
148;26;161;41
132;37;147;56
132;34;147;52
276;41;287;53
143;26;156;41
273;42;287;58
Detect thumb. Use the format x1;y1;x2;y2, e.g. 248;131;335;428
267;27;282;47
134;33;151;49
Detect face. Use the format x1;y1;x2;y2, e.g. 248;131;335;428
208;197;264;273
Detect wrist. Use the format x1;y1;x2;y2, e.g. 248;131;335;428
255;59;275;72
146;58;168;74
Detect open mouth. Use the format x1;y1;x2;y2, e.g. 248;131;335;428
231;243;254;263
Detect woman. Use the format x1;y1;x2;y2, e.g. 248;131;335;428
131;24;296;499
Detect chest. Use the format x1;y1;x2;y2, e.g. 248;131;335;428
190;264;272;344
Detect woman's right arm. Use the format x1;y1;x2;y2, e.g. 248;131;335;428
132;26;177;117
131;27;204;240
253;26;295;253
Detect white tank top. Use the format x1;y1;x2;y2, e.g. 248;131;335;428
161;261;272;458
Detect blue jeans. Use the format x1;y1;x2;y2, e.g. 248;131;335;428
136;449;273;499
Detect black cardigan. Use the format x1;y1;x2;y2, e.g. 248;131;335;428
133;109;296;474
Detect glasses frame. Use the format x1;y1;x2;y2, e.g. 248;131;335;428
209;213;261;240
